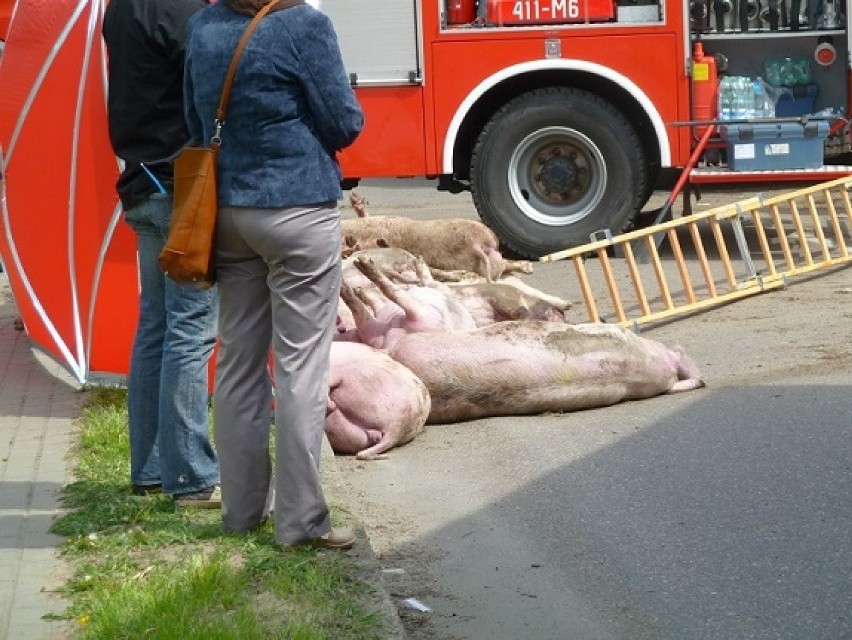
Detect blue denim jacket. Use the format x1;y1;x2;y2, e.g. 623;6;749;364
184;3;364;208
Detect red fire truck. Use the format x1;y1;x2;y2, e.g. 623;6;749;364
324;0;852;258
2;0;848;259
0;0;11;40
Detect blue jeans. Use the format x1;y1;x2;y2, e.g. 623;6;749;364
124;193;220;495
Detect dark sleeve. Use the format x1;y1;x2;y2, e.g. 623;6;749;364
288;11;364;151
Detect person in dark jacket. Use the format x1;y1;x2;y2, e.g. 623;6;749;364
184;0;364;548
103;0;221;508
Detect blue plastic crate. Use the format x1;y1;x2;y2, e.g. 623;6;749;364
719;121;829;171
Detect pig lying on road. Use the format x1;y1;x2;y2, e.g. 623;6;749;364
343;246;506;287
340;248;571;326
340;257;477;349
388;321;705;424
340;254;571;342
327;342;431;459
340;215;532;281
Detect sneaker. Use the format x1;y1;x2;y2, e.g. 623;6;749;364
174;485;221;509
131;483;162;496
311;527;356;550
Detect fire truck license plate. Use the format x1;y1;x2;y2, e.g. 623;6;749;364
487;0;616;24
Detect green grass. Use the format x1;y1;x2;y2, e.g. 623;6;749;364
50;386;387;639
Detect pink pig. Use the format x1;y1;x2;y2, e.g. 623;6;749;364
388;321;705;424
339;257;476;349
326;342;431;459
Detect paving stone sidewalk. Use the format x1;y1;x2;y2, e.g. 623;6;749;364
0;275;76;640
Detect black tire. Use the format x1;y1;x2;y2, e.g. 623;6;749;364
470;87;648;259
639;163;662;210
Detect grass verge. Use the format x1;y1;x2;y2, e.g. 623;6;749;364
49;386;388;639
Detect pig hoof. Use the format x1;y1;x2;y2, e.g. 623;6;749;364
355;451;390;461
669;378;706;393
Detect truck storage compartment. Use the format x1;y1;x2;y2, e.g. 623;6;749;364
719;121;830;171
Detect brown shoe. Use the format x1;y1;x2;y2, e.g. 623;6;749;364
174;485;221;509
311;527;356;550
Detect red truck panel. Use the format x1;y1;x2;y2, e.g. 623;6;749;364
338;85;429;178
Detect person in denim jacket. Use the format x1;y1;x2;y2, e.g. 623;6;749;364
103;0;221;508
184;0;364;549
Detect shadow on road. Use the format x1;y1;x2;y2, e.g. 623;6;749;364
387;383;852;640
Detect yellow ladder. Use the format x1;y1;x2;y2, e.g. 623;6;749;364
540;176;852;328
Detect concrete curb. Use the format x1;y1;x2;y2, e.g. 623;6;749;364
322;437;408;639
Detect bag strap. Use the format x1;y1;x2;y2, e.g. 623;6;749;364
211;0;306;147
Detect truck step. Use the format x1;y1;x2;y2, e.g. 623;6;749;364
690;165;852;184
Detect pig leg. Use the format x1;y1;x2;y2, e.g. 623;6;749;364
328;342;431;459
339;282;371;320
325;396;383;455
383;268;420;286
341;280;385;317
668;347;706;393
498;276;573;310
339;282;389;347
336;299;354;332
412;256;439;287
669;378;705;393
354;258;428;319
353;285;392;315
473;245;495;282
429;267;483;283
501;259;535;275
355;433;403;461
355;373;431;460
379;264;434;287
341;235;360;258
349;191;370;217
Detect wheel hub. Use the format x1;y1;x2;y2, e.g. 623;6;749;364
507;126;608;227
532;146;586;204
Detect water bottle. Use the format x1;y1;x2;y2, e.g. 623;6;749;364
728;77;741;119
718;77;734;120
744;76;756;118
733;77;752;119
752;76;774;118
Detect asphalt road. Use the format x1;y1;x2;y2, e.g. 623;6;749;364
332;179;852;640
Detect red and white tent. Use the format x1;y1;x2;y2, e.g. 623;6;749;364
0;0;137;383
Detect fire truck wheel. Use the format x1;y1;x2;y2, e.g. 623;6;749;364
471;87;647;259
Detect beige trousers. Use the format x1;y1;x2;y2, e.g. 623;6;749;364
213;203;340;544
